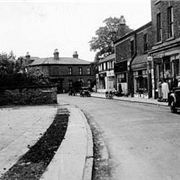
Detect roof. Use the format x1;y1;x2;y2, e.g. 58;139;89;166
114;21;152;44
99;54;115;63
30;57;91;66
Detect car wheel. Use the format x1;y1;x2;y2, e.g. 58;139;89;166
170;101;177;113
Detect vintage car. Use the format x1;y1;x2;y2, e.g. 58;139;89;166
168;87;180;113
80;87;91;97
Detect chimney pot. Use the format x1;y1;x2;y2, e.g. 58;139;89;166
54;49;59;60
25;52;30;59
73;51;78;59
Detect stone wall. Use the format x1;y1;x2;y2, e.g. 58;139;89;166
0;86;57;106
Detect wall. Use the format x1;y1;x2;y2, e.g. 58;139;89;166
151;0;180;44
0;86;57;106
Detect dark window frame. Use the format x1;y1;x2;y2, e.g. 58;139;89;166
157;12;162;42
167;6;174;38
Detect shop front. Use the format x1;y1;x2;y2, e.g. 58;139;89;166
131;55;148;98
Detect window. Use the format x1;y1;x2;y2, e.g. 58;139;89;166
79;67;82;75
87;67;91;75
69;67;72;75
103;62;106;70
130;40;135;57
157;13;162;42
143;33;148;52
167;6;174;38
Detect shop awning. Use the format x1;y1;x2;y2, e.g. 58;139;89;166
131;54;148;70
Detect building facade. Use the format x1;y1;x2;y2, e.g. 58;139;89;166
29;50;95;93
96;54;115;92
149;0;180;98
114;0;180;99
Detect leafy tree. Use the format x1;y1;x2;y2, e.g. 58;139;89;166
89;16;133;62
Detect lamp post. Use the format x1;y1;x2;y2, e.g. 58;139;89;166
147;55;155;98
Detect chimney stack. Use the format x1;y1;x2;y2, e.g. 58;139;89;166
25;52;30;60
54;49;59;60
73;51;78;59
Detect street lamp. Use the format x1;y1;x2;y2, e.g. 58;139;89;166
147;55;155;98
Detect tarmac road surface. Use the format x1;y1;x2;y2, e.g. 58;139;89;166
59;94;180;180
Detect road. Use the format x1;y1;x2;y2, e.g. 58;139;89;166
59;94;180;180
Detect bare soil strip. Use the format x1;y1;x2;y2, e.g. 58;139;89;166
0;109;69;180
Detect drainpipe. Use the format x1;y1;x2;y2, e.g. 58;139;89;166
128;33;137;97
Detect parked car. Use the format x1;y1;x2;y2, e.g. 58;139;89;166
168;87;180;113
80;87;91;97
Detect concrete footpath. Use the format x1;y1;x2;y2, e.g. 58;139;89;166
0;105;93;180
41;105;93;180
91;92;168;107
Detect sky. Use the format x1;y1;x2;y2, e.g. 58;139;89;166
0;0;151;61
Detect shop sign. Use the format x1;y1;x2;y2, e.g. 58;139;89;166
107;70;115;77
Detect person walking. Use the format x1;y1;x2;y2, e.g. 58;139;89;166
161;79;169;102
158;79;163;100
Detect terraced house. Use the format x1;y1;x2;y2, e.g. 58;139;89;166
29;49;95;93
96;54;115;92
114;0;180;99
149;0;180;98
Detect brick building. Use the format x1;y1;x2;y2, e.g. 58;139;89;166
114;22;152;97
96;54;115;92
29;49;95;93
114;0;180;98
149;0;180;98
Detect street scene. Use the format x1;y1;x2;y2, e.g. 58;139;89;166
0;0;180;179
60;94;180;180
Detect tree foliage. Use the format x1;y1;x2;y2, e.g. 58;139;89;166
89;16;133;62
0;52;50;88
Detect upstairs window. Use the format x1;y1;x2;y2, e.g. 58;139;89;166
69;67;72;75
157;13;162;42
167;6;174;38
143;33;148;53
79;67;82;75
87;67;91;75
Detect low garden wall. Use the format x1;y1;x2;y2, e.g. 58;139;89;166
0;86;57;106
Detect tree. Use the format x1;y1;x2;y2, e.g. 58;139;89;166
89;16;133;62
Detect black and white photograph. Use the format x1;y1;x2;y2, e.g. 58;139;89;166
0;0;180;179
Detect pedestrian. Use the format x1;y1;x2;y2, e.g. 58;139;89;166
158;79;162;100
161;79;169;102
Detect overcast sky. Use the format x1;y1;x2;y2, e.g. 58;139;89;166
0;0;151;61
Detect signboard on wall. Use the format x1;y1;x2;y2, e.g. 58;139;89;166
107;70;115;77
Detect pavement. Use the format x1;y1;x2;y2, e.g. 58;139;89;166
0;93;168;180
91;92;168;106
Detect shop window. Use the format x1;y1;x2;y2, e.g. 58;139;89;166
167;6;174;38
